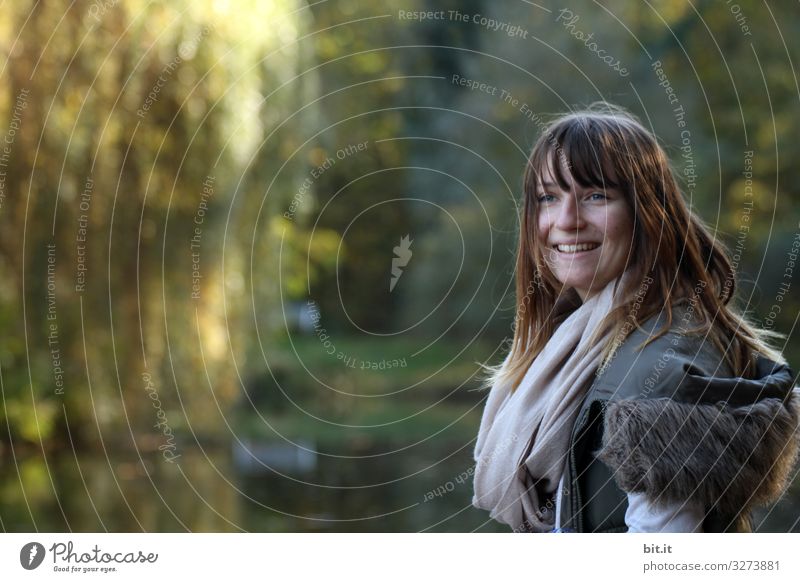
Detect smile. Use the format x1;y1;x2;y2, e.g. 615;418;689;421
553;243;601;254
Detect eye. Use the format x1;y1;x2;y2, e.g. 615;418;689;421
588;191;607;201
537;193;556;203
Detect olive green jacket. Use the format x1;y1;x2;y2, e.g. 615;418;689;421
558;304;799;533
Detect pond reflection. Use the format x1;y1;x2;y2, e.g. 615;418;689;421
232;439;317;476
0;439;506;533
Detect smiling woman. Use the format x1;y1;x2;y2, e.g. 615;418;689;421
472;102;800;533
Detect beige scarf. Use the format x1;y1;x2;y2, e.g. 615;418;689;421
472;277;624;532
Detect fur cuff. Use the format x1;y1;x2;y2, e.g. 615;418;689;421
598;393;800;522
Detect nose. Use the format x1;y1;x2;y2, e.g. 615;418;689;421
554;192;585;231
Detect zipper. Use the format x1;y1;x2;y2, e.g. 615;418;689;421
569;445;582;532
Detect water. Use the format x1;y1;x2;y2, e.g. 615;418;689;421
2;439;796;532
0;439;504;533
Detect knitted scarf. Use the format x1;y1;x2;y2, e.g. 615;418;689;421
472;277;624;532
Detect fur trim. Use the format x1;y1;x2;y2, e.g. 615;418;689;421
598;393;800;529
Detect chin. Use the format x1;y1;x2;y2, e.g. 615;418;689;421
559;279;607;297
557;276;595;289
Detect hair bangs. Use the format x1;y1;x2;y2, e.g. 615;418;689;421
531;117;625;197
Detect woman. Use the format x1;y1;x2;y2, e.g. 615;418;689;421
472;103;799;533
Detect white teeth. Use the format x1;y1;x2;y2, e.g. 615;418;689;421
555;243;600;253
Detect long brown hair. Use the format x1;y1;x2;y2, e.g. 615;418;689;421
485;102;785;393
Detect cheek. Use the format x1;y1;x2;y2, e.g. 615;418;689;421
536;212;550;242
538;202;560;226
604;209;634;249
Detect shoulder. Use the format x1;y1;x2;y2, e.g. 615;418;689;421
593;303;730;403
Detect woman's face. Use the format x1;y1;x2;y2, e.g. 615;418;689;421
536;160;634;301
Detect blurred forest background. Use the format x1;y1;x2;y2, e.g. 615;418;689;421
1;0;799;532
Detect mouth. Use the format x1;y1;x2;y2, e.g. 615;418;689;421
552;242;601;255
